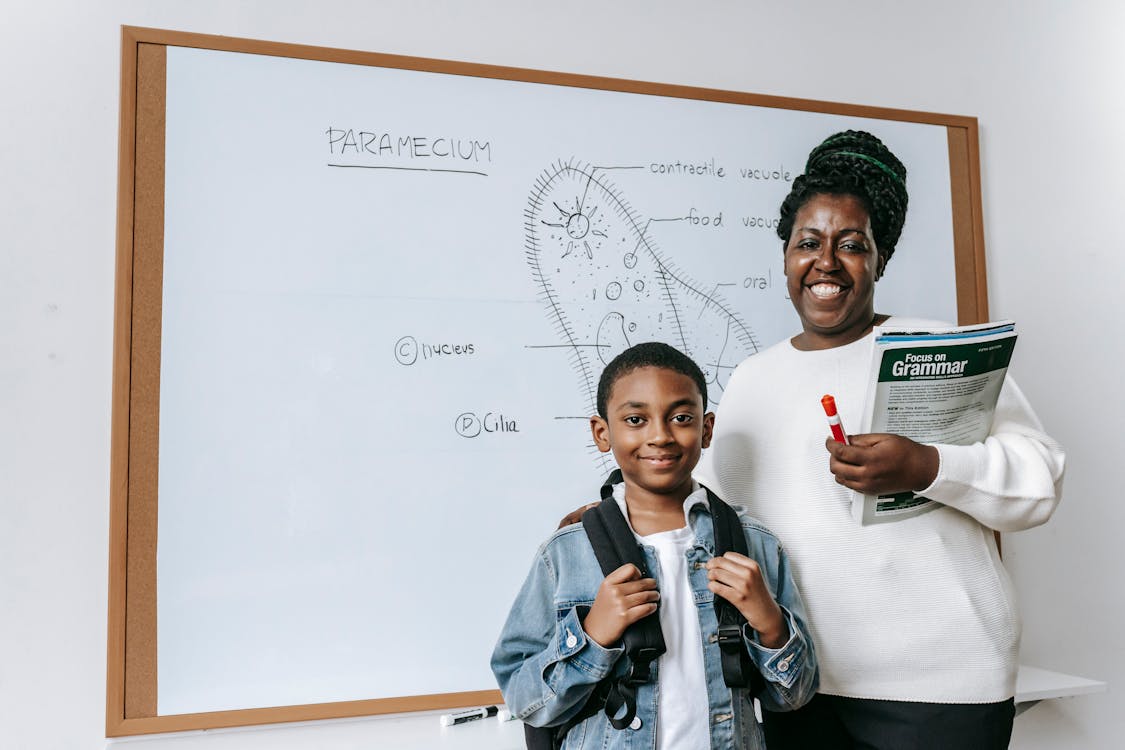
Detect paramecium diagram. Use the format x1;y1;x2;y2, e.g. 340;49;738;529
526;159;758;465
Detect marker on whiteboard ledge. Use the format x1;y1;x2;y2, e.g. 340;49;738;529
821;394;849;444
440;705;499;727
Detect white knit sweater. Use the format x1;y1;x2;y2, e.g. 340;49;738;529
694;318;1065;703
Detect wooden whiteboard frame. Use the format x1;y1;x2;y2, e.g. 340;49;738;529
107;24;989;736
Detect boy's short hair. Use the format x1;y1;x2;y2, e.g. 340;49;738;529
596;342;708;418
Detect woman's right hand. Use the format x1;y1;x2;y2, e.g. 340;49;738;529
825;433;939;495
581;563;659;647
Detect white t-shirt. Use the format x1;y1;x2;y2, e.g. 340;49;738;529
614;484;710;749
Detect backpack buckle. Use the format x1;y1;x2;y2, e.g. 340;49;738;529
624;648;661;684
717;624;743;651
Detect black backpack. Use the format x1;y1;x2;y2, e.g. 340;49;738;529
524;471;763;749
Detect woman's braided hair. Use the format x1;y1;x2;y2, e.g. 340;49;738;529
776;130;909;267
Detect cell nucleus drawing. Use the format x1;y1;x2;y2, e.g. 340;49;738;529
525;159;759;431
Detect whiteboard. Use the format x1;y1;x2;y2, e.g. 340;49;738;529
109;27;983;735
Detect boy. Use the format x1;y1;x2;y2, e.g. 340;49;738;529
491;342;817;749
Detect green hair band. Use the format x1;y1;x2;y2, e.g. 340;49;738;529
813;149;905;188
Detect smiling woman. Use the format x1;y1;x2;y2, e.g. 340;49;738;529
695;130;1066;750
777;131;907;352
783;193;882;350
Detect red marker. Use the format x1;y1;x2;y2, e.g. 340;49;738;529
821;394;849;444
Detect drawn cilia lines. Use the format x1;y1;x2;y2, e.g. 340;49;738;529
525;158;759;456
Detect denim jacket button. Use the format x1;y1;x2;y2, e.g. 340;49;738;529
565;631;578;649
629;716;642;730
777;658;790;672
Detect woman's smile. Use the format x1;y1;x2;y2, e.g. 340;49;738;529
808;282;844;298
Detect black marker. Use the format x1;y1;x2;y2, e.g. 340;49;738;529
439;705;499;726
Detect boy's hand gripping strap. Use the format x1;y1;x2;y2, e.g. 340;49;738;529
707;488;764;694
578;472;666;730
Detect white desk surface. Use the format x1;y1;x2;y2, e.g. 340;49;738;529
1014;664;1106;703
106;665;1105;749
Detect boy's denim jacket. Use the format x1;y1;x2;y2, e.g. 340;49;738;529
491;492;818;749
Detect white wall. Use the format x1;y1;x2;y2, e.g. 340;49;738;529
1;2;1119;748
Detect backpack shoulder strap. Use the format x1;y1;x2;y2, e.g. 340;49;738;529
705;487;765;694
708;486;748;558
584;470;654;580
576;470;665;730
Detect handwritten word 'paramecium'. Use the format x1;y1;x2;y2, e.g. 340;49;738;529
327;128;492;163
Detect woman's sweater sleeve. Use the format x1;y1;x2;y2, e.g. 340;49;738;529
918;375;1065;532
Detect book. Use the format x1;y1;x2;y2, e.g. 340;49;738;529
852;320;1018;525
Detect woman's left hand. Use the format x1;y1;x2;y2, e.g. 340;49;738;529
825;433;939;495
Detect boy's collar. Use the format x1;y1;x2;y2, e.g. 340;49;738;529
610;481;710;533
